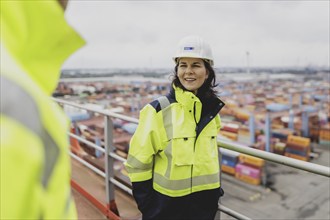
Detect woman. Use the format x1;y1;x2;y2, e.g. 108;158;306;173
125;35;225;220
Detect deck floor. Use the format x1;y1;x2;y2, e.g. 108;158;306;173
71;158;141;220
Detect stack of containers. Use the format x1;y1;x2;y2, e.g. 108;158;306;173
285;135;310;161
319;124;330;146
255;135;278;152
272;129;293;143
272;129;294;155
274;142;286;155
220;123;239;141
237;125;251;145
235;109;250;123
221;148;240;175
256;135;266;151
235;154;265;185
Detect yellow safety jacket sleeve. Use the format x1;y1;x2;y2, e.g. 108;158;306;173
215;114;221;139
0;76;77;220
124;104;166;182
1;116;45;219
1;1;85;219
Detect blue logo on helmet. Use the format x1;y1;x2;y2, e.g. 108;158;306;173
184;47;194;50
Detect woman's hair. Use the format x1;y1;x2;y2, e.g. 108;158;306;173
171;60;218;98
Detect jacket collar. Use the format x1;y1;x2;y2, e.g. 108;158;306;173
0;1;85;94
171;84;201;107
170;84;226;137
170;84;225;115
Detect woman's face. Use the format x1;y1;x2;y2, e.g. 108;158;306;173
177;58;209;94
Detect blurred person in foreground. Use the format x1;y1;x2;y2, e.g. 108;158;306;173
0;0;85;219
125;35;225;220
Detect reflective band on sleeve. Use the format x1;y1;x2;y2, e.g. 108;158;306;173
0;76;59;188
164;142;172;178
157;96;170;111
126;154;153;171
157;96;173;178
162;106;173;139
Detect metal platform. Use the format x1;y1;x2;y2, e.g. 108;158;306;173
71;158;141;220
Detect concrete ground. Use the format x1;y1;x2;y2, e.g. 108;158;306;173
218;144;330;220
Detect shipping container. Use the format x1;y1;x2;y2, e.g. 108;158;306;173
235;163;261;179
284;152;309;161
285;147;309;157
222;157;237;168
287;135;310;148
223;123;240;133
286;141;310;150
221;164;236;175
235;172;261;185
220;130;238;141
274;142;286;155
320;129;330;140
239;154;265;167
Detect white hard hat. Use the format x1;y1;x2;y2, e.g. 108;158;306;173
173;35;214;66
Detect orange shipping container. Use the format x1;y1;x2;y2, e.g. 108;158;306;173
221;164;236;175
320;129;330;140
220;130;238;141
235;172;261;185
284;152;309;161
287;135;310;148
239;154;265;167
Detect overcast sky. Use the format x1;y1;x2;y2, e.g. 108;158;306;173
62;1;329;69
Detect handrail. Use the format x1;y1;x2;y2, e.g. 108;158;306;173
69;133;105;153
70;152;106;177
53;98;139;123
54;98;330;220
218;139;330;177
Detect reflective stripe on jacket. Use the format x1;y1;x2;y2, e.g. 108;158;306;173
0;1;85;219
125;86;225;197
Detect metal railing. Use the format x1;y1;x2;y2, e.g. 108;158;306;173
218;139;330;177
54;98;330;220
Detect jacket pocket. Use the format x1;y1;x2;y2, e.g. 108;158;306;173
194;135;218;164
172;136;195;166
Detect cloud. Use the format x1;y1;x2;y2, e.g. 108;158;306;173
63;1;329;69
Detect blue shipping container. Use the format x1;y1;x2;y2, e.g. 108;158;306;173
221;157;237;168
285;147;308;157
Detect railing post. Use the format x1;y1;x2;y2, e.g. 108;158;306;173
302;111;309;137
249;112;255;144
218;151;223;220
288;109;294;131
104;116;120;218
265;111;271;152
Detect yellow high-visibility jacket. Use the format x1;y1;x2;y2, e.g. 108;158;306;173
0;1;85;219
125;85;225;197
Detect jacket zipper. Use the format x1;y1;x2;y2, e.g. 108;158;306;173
191;101;198;192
